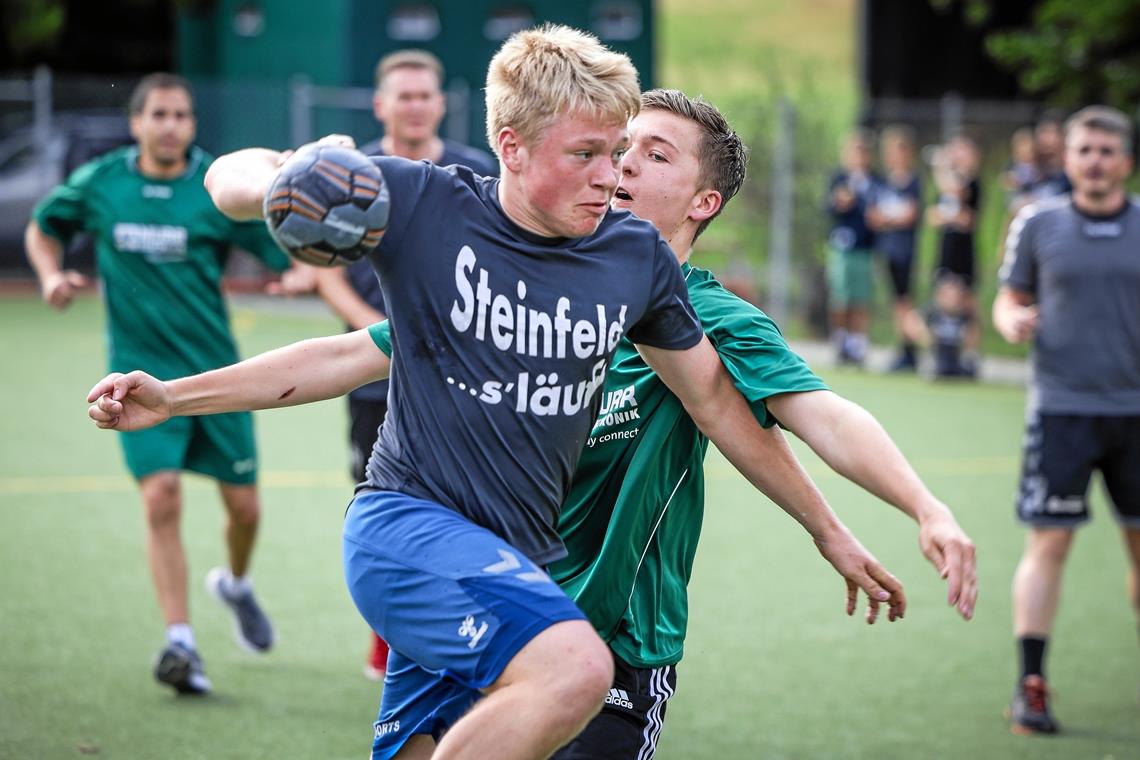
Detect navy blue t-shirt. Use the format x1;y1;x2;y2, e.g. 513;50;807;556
348;140;500;402
362;157;704;565
871;173;921;262
826;170;877;251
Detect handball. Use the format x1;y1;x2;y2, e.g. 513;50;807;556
263;144;390;266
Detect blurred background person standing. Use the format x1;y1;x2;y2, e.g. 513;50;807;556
868;125;922;372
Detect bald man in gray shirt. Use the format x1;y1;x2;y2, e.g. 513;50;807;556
995;105;1140;736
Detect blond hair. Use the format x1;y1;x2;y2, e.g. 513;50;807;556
484;24;641;153
375;49;444;90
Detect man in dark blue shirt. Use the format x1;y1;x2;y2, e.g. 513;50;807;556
311;49;500;680
199;25;844;760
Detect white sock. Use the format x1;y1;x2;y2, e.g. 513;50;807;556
226;572;252;597
167;623;196;650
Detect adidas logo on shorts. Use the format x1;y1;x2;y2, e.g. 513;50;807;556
604;688;634;710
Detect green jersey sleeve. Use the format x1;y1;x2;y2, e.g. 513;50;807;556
32;161;100;243
227;218;291;272
686;266;827;428
368;320;392;356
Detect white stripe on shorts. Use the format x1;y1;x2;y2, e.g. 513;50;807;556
637;665;675;760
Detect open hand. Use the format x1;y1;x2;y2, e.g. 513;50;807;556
814;526;906;624
917;508;978;620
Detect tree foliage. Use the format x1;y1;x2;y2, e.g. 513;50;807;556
940;0;1140;110
2;0;65;59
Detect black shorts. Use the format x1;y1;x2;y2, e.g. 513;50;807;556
1017;412;1140;528
552;654;678;760
347;396;387;483
937;234;976;289
884;254;914;299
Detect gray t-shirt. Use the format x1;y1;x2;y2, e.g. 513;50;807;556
1000;195;1140;414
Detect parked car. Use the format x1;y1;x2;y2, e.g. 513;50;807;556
0;111;133;272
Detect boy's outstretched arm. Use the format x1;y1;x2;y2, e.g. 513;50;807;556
87;329;390;431
767;389;978;620
640;338;906;624
204;148;284;221
204;135;356;220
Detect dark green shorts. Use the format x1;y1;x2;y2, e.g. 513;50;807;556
826;246;874;308
119;412;258;484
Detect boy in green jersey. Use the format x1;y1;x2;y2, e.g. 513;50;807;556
550;90;976;759
26;74;292;696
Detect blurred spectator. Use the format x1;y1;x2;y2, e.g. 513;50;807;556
868;125;922;372
925;133;981;374
825;128;878;366
1002;126;1039;208
1030;111;1073;199
1010;112;1073;212
902;272;976;379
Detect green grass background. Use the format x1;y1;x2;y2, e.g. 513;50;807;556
2;297;1137;759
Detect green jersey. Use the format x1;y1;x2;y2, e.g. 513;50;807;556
548;264;826;668
364;265;825;668
33;146;289;379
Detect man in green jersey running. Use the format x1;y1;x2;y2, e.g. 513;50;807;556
26;73;291;696
548;90;977;758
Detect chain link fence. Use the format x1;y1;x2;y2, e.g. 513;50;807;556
2;70;1050;338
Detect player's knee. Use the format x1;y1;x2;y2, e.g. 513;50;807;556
221;486;260;526
1028;529;1074;566
550;633;614;721
140;472;181;528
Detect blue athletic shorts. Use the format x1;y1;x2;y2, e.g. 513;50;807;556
342;489;587;759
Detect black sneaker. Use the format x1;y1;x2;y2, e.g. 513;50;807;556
1008;675;1059;735
206;567;275;652
888;350;917;373
154;643;212;695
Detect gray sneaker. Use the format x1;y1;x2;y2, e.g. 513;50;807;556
154;643;212;695
206;567;275;653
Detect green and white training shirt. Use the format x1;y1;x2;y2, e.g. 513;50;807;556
366;264;825;669
548;264;826;669
34;146;289;379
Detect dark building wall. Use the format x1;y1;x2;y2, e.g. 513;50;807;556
864;0;1035;100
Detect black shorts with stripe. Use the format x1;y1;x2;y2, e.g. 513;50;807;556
348;396;387;484
1017;412;1140;528
552;653;678;760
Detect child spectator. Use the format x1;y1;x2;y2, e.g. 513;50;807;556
1002;126;1039;208
825;129;878;365
868;125;922;372
903;272;977;379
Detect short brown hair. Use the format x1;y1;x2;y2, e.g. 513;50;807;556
485;24;640;153
880;124;916;150
640;89;747;241
375;49;444;90
128;73;194;115
1065;105;1134;156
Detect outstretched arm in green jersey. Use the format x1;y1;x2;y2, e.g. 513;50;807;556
637;339;907;623
766;390;978;620
87;328;389;431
